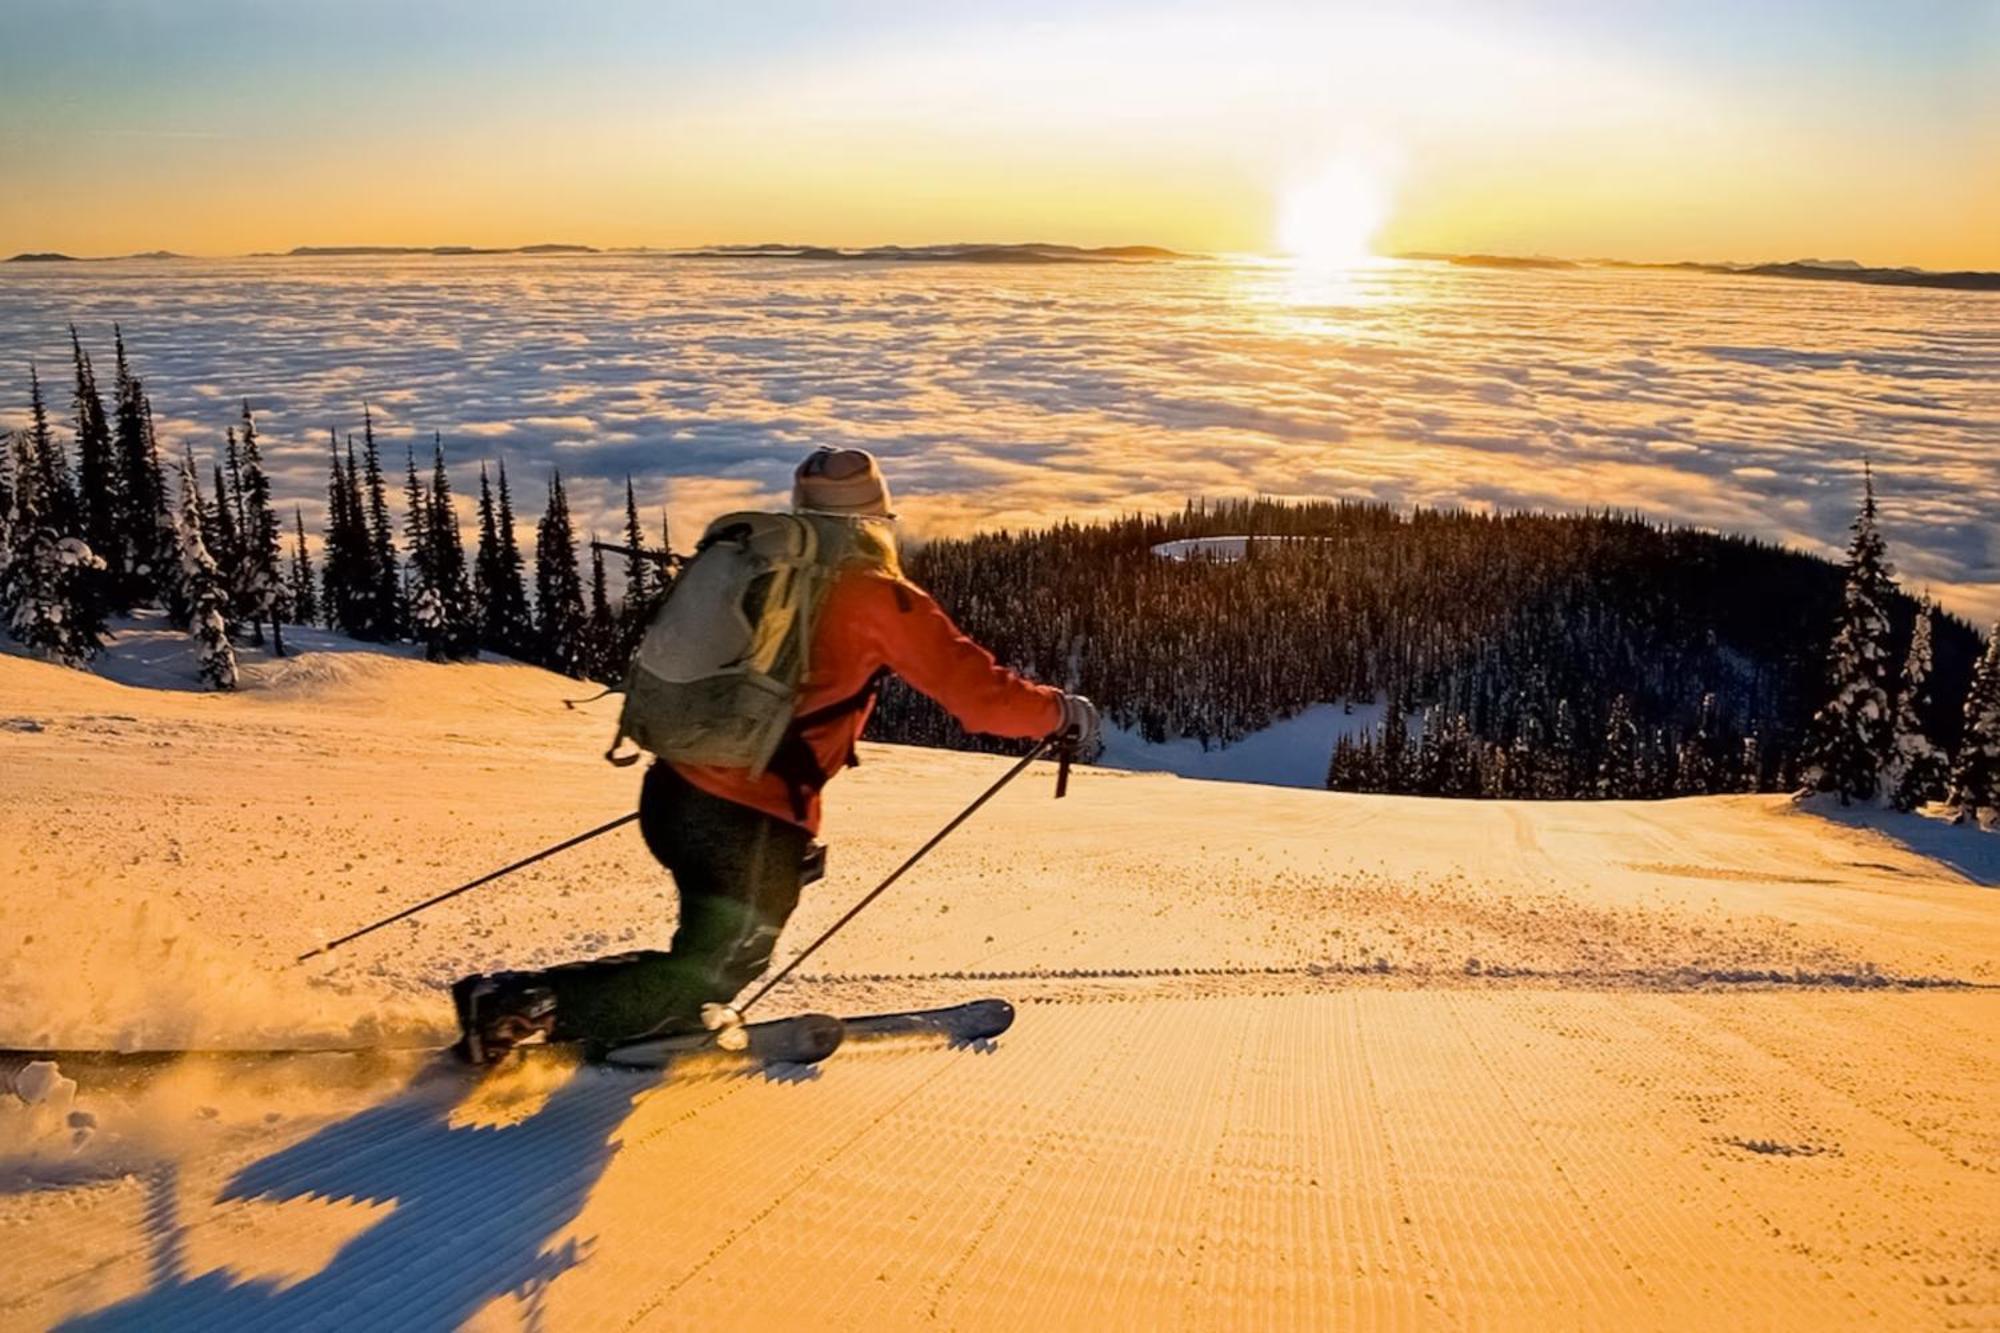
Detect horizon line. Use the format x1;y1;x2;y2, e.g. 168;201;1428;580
7;242;1998;288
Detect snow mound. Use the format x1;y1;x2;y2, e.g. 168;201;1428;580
252;648;433;696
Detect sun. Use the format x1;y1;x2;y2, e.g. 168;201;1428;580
1276;156;1391;269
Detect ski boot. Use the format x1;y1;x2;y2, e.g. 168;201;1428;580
451;971;558;1065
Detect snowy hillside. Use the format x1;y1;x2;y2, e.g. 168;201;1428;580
2;640;1995;1329
0;609;444;693
1096;699;1386;787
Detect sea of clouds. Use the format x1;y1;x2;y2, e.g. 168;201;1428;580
0;254;1993;622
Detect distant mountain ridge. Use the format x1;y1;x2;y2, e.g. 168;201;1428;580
4;250;189;263
668;242;1185;263
7;241;1187;265
1397;251;1998;292
8;244;1989;287
1716;261;1997;291
263;243;601;257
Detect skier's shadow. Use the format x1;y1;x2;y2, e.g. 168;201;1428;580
63;1056;666;1331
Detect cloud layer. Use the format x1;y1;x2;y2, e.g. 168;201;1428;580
0;254;1993;621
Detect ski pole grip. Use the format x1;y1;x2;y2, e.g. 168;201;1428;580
1055;732;1075;799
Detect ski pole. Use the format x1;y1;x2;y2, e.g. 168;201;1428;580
296;812;640;962
737;732;1066;1015
589;540;681;570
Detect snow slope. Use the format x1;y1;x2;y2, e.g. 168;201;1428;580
1096;700;1385;789
1;641;1995;1329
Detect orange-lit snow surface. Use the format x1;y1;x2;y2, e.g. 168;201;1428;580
2;643;1995;1329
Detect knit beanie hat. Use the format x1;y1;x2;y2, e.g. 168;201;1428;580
792;448;894;518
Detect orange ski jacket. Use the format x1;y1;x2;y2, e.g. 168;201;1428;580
671;567;1065;833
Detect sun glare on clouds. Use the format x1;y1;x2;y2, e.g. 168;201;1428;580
1277;155;1392;268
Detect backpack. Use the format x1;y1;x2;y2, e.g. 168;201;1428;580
607;511;890;803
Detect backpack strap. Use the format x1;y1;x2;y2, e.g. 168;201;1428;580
765;667;890;822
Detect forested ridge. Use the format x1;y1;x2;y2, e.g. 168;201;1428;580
876;498;1985;799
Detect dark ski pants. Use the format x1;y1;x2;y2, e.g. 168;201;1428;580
541;763;810;1046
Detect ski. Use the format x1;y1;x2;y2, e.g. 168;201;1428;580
588;997;1011;1061
601;1011;844;1068
838;997;1015;1044
0;999;1012;1080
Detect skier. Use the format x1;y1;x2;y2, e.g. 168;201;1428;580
454;448;1098;1061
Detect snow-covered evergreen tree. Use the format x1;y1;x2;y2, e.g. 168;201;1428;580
222;426;250;566
1379;693;1408;790
1445;712;1481;797
621;477;651;607
534;469;587;677
4;409;107;666
1737;733;1763;793
1597;696;1641;797
402;437;475;662
25;365;80;544
225;417;248;530
154;444;197;632
320;435;372;637
1544;698;1577;798
490;458;535;658
408;580;446;658
154;430;187;626
1506;698;1542;799
1324;733;1354;790
1799;467;1897;803
402;443;444;659
616;477;654;662
4;529;106;666
234;404;286;653
428;437;476;659
1411;703;1444;794
360;409;402;640
174;465;236;690
1676;693;1721;795
1947;627;2000;827
206;454;242;634
586;536;618;682
69;328;122;598
287;506;319;629
318;438;350;630
402;443;431;579
1883;604;1950;811
110;327;170;607
473;463;500;641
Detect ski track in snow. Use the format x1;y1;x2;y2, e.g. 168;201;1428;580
2;639;1997;1328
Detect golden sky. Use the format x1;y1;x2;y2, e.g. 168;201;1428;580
1;2;1994;267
